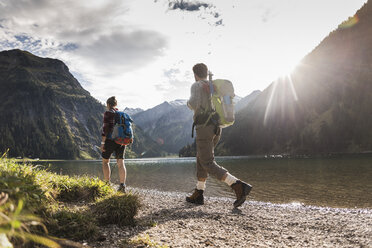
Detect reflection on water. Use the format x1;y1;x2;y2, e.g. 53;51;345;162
37;156;372;209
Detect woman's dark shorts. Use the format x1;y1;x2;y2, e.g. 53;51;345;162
102;139;126;159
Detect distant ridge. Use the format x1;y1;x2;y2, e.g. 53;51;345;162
132;100;193;153
235;90;261;112
124;107;144;116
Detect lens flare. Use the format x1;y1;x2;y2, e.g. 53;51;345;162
287;74;298;102
264;80;278;126
263;72;299;126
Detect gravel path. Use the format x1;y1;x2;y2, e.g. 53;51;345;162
91;188;372;248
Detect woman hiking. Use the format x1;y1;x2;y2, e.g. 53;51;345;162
100;96;127;192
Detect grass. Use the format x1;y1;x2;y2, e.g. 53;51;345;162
0;160;56;212
52;175;115;202
0;157;141;247
93;192;141;227
0;195;60;248
46;208;99;240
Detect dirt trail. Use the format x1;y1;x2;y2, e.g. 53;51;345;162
91;188;372;248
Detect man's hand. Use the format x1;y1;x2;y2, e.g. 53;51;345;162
100;143;105;152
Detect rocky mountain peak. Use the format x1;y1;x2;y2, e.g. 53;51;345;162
124;107;144;116
169;99;187;106
0;49;85;94
0;49;69;73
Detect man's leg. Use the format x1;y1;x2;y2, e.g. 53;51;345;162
186;152;208;205
117;159;126;185
102;158;111;182
197;125;228;181
102;140;115;182
198;125;252;207
211;128;240;185
196;156;208;190
186;126;217;205
116;145;127;192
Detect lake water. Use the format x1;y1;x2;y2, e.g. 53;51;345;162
37;155;372;209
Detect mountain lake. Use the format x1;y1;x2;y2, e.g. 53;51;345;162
34;155;372;209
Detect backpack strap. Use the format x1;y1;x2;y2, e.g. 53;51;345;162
202;112;214;128
208;80;214;95
120;113;125;126
190;74;218;137
202;74;216;127
207;72;216;111
191;122;196;138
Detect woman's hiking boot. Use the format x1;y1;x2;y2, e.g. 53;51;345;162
231;180;252;208
118;184;126;193
186;189;204;205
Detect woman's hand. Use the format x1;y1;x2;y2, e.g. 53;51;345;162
100;141;105;152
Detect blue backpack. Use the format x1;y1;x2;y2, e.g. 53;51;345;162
110;111;134;145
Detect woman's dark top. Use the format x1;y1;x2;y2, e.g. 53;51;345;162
101;108;117;137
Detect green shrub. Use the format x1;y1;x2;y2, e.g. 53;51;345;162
46;208;99;241
0;158;114;205
0;159;56;212
0;158;142;246
52;175;115;202
92;193;141;226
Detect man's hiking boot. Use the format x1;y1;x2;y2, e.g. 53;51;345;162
186;189;204;205
118;184;126;193
231;180;252;208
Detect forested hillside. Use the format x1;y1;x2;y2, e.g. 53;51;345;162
216;1;372;156
0;49;162;159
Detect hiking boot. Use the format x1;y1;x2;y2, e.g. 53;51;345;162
231;180;252;208
186;189;204;205
118;184;126;193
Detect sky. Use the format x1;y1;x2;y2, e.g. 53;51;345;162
0;0;368;110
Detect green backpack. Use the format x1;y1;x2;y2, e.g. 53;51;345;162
191;73;235;137
206;73;235;128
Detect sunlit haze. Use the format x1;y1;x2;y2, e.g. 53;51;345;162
0;0;367;109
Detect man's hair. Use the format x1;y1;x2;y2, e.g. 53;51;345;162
192;63;208;79
106;96;117;108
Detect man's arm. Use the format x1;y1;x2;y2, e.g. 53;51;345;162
102;111;116;136
187;83;199;110
100;111;115;152
100;136;106;152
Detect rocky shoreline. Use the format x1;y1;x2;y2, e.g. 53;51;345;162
90;188;372;248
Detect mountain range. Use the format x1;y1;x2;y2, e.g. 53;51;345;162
128;91;261;154
0;49;259;159
2;1;371;159
235;90;261;113
0;49;162;159
214;0;372;156
130;99;194;153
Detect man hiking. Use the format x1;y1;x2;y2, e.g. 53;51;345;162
186;63;252;208
100;96;127;192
